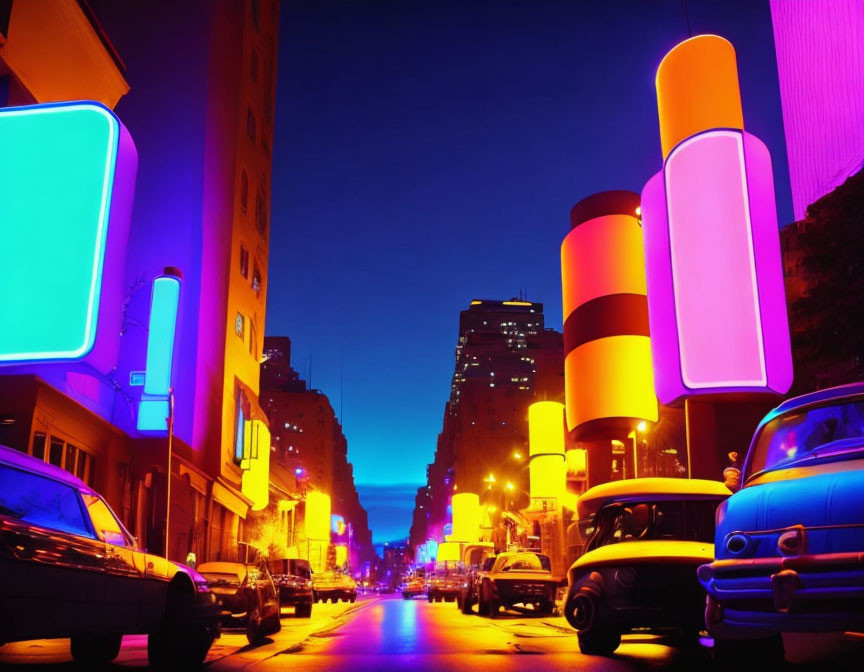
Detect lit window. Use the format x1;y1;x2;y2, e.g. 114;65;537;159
240;246;249;278
252;267;262;295
235;313;245;339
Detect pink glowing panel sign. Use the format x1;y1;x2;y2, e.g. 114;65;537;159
641;129;792;405
667;131;765;388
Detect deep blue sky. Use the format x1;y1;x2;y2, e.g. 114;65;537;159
269;0;792;542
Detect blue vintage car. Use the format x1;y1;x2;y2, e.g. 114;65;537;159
698;383;864;657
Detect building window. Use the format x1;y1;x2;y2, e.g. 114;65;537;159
49;437;64;468
252;266;262;296
31;432;46;461
240;246;249;279
246;108;256;143
250;321;258;360
235;312;245;339
240;169;249;213
255;189;267;235
250;49;259;82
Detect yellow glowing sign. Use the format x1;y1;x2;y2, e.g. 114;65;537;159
335;544;348;567
529;402;566;501
450;492;480;542
241;419;271;511
503;301;532;306
305;491;331;541
437;541;461;562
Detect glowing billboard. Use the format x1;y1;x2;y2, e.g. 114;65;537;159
642;35;792;405
0;102;136;364
561;191;658;437
528;401;566;501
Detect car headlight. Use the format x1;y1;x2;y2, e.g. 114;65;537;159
725;532;752;556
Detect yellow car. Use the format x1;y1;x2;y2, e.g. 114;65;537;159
563;478;730;655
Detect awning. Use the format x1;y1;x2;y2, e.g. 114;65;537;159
212;479;251;518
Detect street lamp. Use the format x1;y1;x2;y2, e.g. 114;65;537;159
628;422;649;479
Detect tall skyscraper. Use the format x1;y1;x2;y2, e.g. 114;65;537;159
410;299;564;552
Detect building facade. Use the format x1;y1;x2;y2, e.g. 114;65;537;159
260;337;375;572
0;0;280;564
410;299;565;554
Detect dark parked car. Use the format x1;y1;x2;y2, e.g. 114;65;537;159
476;552;562;618
268;558;313;617
563;478;730;655
457;544;496;613
0;444;219;667
198;561;281;644
401;574;426;600
312;571;357;603
427;568;462;603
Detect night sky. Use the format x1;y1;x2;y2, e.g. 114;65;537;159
268;0;792;542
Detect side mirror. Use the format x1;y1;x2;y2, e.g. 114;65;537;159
723;467;742;492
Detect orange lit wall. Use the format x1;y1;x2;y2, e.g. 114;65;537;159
0;0;129;108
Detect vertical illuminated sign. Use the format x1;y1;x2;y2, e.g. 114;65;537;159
641;35;792;405
528;401;567;500
305;491;332;541
0;102;136;364
561;191;658;438
137;271;181;431
449;492;480;542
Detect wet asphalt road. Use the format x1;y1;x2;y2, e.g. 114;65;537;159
3;595;861;670
244;596;705;672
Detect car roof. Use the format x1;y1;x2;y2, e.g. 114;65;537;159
757;383;864;429
198;562;251;578
0;443;96;494
576;477;731;519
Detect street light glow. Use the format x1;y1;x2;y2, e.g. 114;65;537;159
637;421;648;432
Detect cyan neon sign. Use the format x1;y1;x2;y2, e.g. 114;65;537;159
0;102;136;363
137;271;182;432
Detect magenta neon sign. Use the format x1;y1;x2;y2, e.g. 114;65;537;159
642;128;793;405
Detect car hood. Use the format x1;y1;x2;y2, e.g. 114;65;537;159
716;460;864;560
570;540;714;573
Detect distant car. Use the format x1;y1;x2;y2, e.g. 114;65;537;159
427;569;462;603
460;555;496;614
476;551;562;618
456;543;496;613
401;575;426;600
198;561;281;644
0;444;219;667
268;558;314;618
377;583;395;594
699;384;864;661
312;571;357;603
563;477;730;655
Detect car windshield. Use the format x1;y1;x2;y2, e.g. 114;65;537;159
200;572;242;588
748;400;864;477
588;500;717;550
0;464;92;538
500;553;551;572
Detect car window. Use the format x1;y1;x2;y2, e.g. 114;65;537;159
0;464;92;538
588;500;718;550
749;400;864;477
501;553;551;572
482;557;496;571
81;493;130;547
